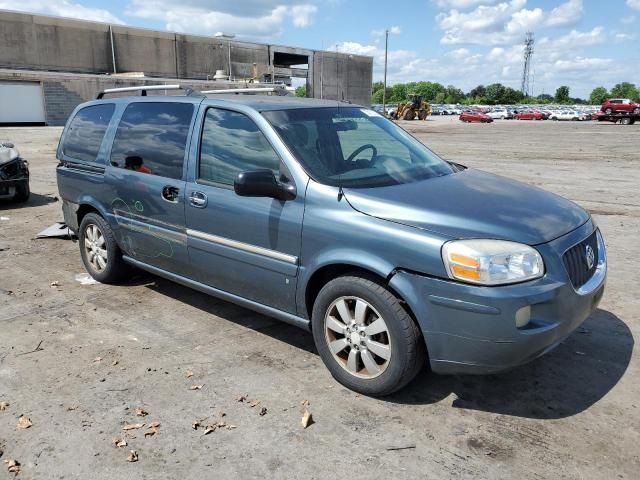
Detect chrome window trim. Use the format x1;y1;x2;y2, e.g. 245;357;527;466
187;228;298;265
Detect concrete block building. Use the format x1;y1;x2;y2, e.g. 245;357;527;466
0;10;373;125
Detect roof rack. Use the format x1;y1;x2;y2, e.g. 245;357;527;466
96;84;193;99
200;86;293;96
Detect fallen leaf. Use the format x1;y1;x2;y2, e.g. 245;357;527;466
249;400;260;408
113;438;127;448
0;401;9;411
93;357;102;363
148;421;160;429
17;415;32;429
4;459;20;474
122;423;145;430
203;420;228;435
50;281;60;287
189;384;204;390
301;409;313;429
135;408;148;417
301;399;310;408
259;407;267;416
112;360;119;366
66;405;78;411
237;394;248;403
192;420;201;430
185;370;194;378
127;450;138;462
145;429;158;438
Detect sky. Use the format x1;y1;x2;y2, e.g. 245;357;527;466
1;0;639;98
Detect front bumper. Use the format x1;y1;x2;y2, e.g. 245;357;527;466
389;220;606;375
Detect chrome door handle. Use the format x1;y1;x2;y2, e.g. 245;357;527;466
189;191;207;208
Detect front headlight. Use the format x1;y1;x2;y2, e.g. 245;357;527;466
442;239;544;286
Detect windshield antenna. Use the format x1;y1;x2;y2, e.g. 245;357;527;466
337;185;344;201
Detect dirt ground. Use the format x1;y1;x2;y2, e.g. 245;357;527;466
0;117;638;479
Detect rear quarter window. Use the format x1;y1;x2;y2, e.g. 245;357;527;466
110;102;194;180
62;104;115;162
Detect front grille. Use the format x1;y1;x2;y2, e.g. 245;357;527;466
563;231;598;289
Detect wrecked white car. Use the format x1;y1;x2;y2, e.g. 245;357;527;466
0;142;30;202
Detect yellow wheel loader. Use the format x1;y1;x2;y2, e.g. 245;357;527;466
393;94;431;120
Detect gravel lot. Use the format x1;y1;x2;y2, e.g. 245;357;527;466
0;116;638;479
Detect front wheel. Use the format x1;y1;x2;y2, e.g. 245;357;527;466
604;108;613;115
13;181;29;202
311;275;426;396
79;213;129;283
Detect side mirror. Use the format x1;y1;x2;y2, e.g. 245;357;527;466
234;169;296;201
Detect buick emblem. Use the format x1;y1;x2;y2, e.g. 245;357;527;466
584;244;595;270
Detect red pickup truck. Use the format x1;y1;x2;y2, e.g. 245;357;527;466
601;98;640;115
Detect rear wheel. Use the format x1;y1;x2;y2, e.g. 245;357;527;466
312;274;426;396
620;117;632;125
79;213;129;283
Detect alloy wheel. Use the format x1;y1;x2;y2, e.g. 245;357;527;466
324;296;391;379
83;223;108;272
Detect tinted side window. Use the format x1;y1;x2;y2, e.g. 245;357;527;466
111;102;194;180
63;104;115;162
199;108;280;185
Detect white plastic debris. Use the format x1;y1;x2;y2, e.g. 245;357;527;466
36;222;71;238
75;273;99;285
0;217;9;221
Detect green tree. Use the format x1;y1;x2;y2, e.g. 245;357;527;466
589;86;609;105
444;85;465;104
372;87;392;104
414;81;446;102
555;85;570;103
610;82;639;101
434;91;446;104
295;85;306;98
372;81;384;93
468;85;486;98
501;86;524;104
485;83;506;104
389;83;408;102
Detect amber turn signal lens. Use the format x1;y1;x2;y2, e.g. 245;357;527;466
451;265;481;280
449;253;480;268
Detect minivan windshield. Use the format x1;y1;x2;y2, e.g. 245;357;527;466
262;107;454;188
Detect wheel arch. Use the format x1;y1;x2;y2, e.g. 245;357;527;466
302;261;414;325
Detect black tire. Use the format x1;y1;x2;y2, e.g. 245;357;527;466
620;117;631;125
79;212;128;283
311;274;426;396
13;181;30;202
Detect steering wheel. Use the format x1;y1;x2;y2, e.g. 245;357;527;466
346;144;377;163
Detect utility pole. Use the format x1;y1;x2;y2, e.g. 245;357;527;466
383;29;389;116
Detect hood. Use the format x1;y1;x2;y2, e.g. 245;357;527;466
343;169;589;245
0;145;20;165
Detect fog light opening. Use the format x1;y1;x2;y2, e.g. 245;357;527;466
515;306;531;329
